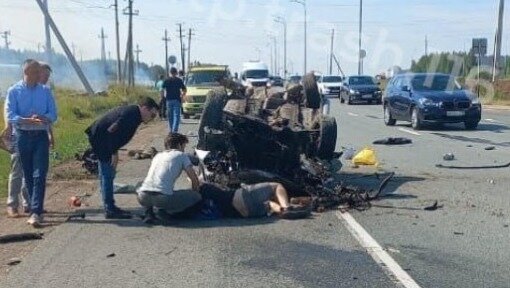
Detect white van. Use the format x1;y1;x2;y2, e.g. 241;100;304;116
240;62;269;87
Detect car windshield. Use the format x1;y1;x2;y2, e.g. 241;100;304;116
245;70;269;79
186;70;226;86
349;76;375;85
411;75;461;91
322;76;343;83
289;76;301;82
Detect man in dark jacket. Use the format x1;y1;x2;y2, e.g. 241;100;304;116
85;97;159;219
161;67;186;133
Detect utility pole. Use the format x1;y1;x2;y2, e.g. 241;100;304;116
358;0;363;75
177;23;185;74
123;0;138;86
1;31;11;50
71;42;76;56
274;16;287;79
34;0;94;94
162;29;170;75
492;0;505;82
99;28;107;62
425;35;428;57
113;0;121;83
291;0;307;75
43;0;52;64
134;44;142;69
329;28;334;75
273;36;278;75
187;28;194;72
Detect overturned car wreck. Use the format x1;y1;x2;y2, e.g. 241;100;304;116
196;74;392;211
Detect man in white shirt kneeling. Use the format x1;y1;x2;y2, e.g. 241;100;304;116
137;133;201;223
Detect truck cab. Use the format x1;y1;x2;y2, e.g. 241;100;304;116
183;65;230;119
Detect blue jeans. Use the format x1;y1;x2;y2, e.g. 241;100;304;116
98;159;116;212
166;100;181;133
17;130;49;215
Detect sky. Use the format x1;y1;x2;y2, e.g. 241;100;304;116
0;0;508;76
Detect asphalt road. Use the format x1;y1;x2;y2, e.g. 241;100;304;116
1;102;509;288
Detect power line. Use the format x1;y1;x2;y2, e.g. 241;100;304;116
123;0;138;86
162;29;171;75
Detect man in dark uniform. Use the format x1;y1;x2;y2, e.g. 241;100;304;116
161;67;186;133
85;97;159;219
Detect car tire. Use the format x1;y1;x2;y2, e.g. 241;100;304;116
197;88;227;149
411;107;422;130
368;100;373;105
340;93;345;103
317;116;337;159
464;120;479;130
376;99;382;105
384;105;396;126
347;96;353;105
302;73;321;109
183;113;190;119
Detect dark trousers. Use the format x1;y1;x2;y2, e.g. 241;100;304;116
17;130;49;215
159;97;167;119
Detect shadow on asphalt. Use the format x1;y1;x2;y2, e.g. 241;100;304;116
394;122;508;133
66;208;289;229
430;132;510;147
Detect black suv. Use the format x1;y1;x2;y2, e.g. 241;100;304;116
339;75;382;104
383;73;482;130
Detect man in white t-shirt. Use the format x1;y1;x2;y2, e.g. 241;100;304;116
137;133;201;223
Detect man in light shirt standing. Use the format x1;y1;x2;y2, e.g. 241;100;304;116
4;59;58;227
137;133;201;223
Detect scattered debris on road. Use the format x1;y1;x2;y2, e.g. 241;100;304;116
6;258;21;266
372;137;412;145
484;146;496;150
443;153;455;161
0;232;44;244
67;196;82;207
453;232;464;235
75;148;98;175
424;201;443;211
106;253;116;258
66;213;86;221
128;147;158;160
343;148;356;160
114;182;143;194
436;161;510;169
352;148;378;166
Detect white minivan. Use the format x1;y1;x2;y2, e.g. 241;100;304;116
240;62;270;87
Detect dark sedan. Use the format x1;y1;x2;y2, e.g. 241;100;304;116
340;75;382;104
383;73;482;130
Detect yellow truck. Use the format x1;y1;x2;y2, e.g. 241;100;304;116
183;65;230;118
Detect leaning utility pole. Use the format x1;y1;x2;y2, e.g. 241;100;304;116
162;29;170;75
1;31;11;50
134;44;142;69
274;16;287;79
43;0;52;64
177;23;185;74
492;0;505;82
358;0;363;75
34;0;94;94
113;0;121;83
329;28;334;75
187;28;194;72
425;35;428;57
123;0;138;86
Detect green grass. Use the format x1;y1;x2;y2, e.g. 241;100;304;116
0;85;158;198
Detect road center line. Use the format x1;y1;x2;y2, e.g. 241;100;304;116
398;128;421;136
337;211;422;288
348;112;359;117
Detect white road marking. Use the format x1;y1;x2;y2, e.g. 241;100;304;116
483;118;501;123
348;112;359;117
337;211;422;288
398;128;421;136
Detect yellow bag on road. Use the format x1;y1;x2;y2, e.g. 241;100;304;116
352;147;378;166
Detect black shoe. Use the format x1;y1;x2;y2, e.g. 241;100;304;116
105;211;133;219
142;207;157;224
112;206;131;215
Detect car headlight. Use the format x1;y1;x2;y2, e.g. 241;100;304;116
349;89;359;94
471;97;480;104
375;90;382;95
419;98;439;107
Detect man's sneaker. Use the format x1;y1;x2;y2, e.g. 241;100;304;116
112;206;132;215
7;207;19;218
105;211;132;219
23;206;31;214
142;207;157;224
27;214;42;227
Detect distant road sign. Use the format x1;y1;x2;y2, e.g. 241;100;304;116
168;55;177;65
360;49;367;59
472;38;487;56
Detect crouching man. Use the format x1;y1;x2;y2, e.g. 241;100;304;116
199;182;311;219
137;133;201;223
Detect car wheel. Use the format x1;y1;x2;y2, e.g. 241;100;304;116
368;100;373;105
183;113;190;119
347;96;353;105
317;116;337;159
197;88;227;149
376;99;382;105
302;73;321;109
411;107;422;130
464;120;479;130
339;93;345;103
383;105;396;126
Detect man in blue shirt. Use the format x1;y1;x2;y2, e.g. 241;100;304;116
161;67;186;133
4;59;58;227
